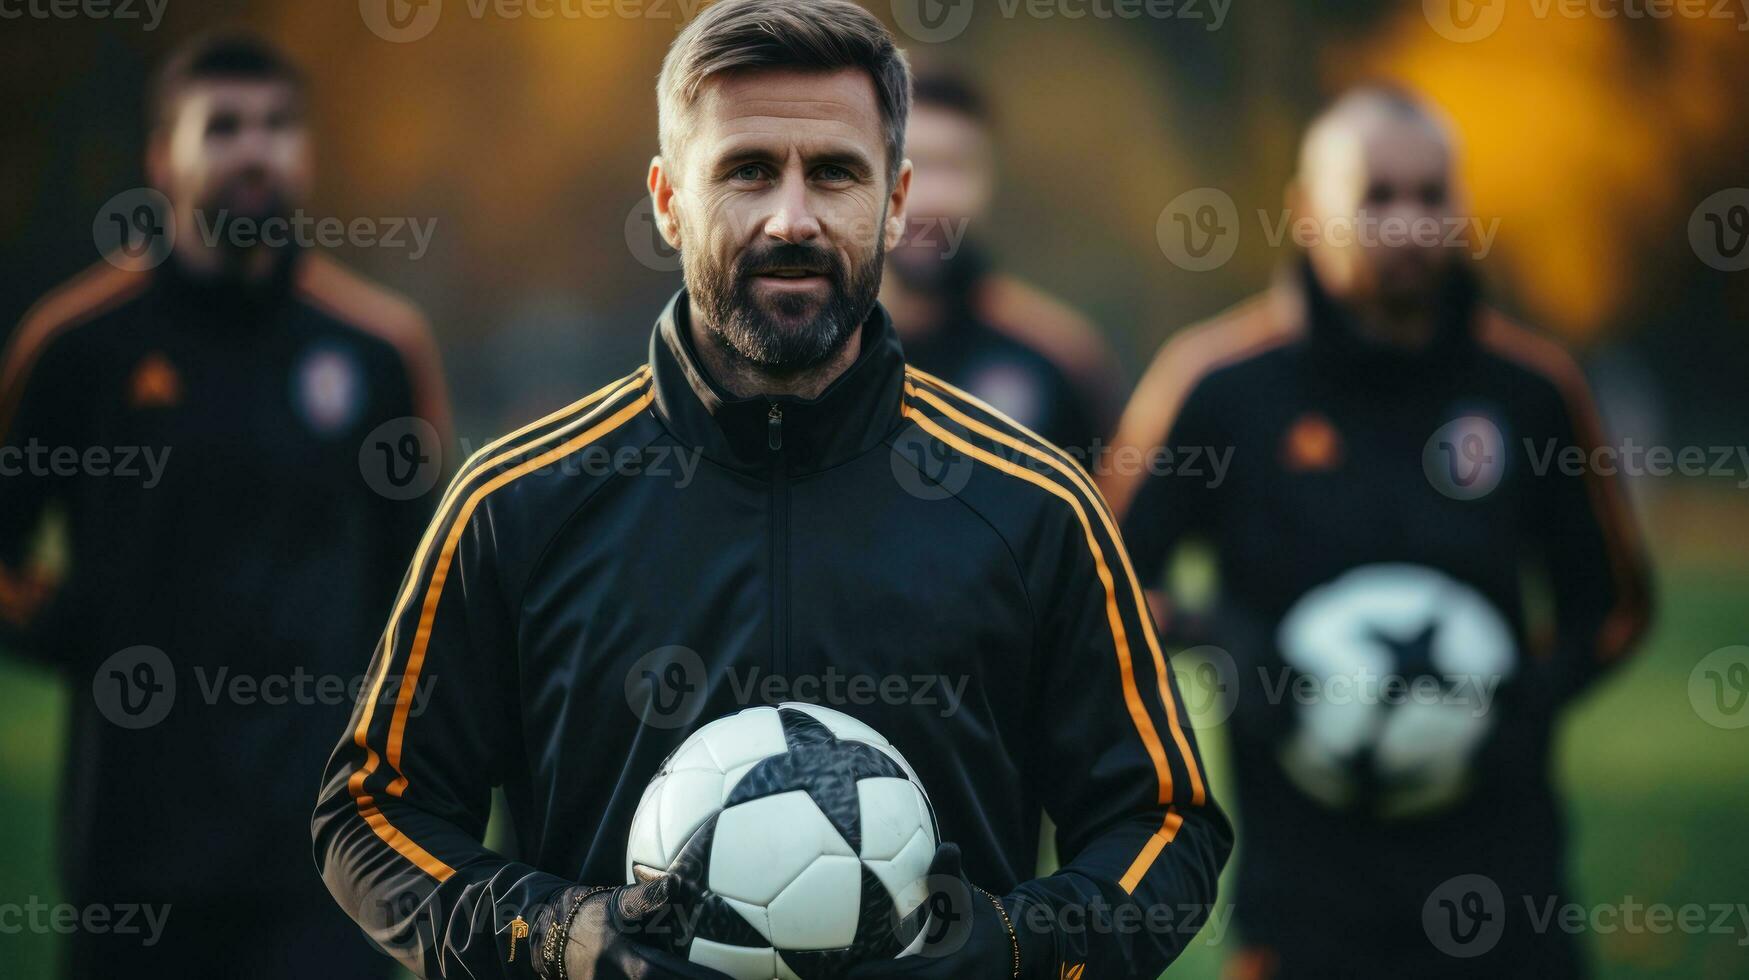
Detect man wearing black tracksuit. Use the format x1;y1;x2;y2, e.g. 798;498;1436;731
0;36;449;979
1104;89;1653;978
313;3;1228;979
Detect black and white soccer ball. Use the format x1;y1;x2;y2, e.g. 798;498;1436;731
1275;563;1517;819
626;702;939;980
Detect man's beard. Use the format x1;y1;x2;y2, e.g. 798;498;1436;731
199;171;294;266
688;234;883;375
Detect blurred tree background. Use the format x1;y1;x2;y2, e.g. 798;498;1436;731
2;0;1746;976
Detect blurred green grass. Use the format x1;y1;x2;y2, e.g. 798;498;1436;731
1;515;1744;977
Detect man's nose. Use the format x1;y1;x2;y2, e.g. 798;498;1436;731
229;122;278;165
763;175;822;244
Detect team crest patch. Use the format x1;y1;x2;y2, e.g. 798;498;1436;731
1281;411;1342;472
295;347;364;435
129;351;182;409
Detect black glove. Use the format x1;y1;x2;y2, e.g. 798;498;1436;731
536;874;726;980
845;843;1027;980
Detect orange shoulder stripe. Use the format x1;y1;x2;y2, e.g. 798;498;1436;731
1100;294;1299;518
0;261;149;441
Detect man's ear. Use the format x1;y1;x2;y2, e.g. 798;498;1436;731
648;156;682;250
883;159;913;251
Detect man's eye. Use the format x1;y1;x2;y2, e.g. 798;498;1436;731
205;115;240;139
816;165;853;183
731;164;766;183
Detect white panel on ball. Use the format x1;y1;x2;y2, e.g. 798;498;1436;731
766;854;864;949
710;790;855;905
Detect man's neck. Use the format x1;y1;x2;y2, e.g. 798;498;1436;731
687;296;863;400
1347;302;1437;350
172;240;284;286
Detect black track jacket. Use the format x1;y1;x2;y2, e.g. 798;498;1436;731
313;291;1230;979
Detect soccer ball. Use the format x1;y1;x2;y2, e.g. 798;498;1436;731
625;702;939;980
1275;563;1517;819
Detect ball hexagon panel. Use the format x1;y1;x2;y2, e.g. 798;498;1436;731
628;703;940;980
710;789;856;906
765;854;865;949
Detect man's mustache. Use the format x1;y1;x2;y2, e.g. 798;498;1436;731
736;243;841;280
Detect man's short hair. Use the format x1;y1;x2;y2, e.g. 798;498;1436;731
657;0;912;185
150;31;306;135
911;66;993;129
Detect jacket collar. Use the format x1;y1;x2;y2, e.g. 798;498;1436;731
1287;257;1483;388
649;289;908;473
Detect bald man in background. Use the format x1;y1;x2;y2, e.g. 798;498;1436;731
1104;88;1652;978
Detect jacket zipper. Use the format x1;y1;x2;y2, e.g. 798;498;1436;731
768;403;790;683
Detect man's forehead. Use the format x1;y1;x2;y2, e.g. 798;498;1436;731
1358;120;1450;179
1308;113;1449;187
694;67;882;137
175;78;299;120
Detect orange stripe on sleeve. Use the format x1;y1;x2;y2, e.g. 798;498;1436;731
383;389;655;795
1099;296;1298;518
1477;316;1652;660
907;372;1205;807
0;262;148;442
345;371;652;876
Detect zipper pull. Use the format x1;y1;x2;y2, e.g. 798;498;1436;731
767;403;784;451
508;915;529;962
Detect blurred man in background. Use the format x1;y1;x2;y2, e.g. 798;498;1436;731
880;67;1123;460
0;33;449;979
1104;87;1653;978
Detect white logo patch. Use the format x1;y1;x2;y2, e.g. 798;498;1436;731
295;347;364;436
